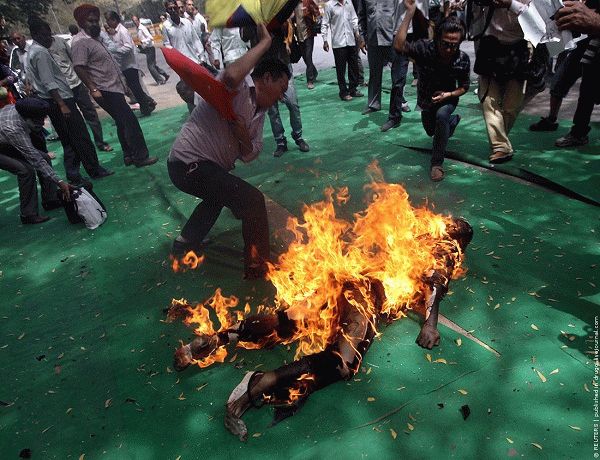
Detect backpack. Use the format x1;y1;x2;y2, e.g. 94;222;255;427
61;186;107;230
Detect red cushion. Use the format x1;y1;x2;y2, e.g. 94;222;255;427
161;47;237;121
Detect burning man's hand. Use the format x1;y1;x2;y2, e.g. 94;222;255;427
416;324;440;349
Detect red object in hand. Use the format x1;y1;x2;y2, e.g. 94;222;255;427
161;47;237;121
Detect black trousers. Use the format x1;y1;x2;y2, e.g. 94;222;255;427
0;135;57;217
72;83;106;147
300;37;318;84
570;61;600;137
122;68;155;115
45;97;102;181
96;90;149;163
167;159;270;270
332;46;359;98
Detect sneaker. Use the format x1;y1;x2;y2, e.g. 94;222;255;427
430;165;445;182
529;117;558;132
20;214;51;225
555;133;589;148
362;107;378;115
381;119;401;132
307;82;315;90
134;156;159;167
341;95;353;101
273;144;288;157
295;139;310;152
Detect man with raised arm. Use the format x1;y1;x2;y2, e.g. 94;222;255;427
394;0;470;182
168;25;290;279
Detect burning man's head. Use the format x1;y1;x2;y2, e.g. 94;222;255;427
446;218;473;251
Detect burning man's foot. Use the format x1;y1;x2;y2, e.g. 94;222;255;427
416;324;440;349
226;371;274;441
173;334;219;371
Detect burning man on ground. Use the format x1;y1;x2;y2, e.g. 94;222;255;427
167;181;473;441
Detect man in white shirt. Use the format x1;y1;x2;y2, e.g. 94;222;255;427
322;0;365;101
209;27;249;69
132;15;170;85
163;0;209;111
104;10;157;117
163;0;205;64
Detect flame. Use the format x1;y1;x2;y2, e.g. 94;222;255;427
169;169;466;369
171;250;205;272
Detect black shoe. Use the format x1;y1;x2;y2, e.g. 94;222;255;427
171;238;212;257
134;156;159;167
124;157;134;166
381;119;401;132
67;175;85;185
350;91;364;97
273;144;288;157
295;139;310;152
90;168;115;179
362;107;378;115
140;104;156;117
530;117;559;132
163;74;170;82
42;200;62;211
21;214;51;225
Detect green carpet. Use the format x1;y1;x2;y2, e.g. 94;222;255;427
0;69;597;459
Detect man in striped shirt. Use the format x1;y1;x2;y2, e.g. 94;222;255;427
0;98;72;224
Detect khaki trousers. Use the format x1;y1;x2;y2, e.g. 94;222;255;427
479;76;525;154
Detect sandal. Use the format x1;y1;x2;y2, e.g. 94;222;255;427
489;151;514;164
225;371;265;441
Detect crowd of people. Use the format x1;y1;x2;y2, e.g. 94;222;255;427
0;0;598;275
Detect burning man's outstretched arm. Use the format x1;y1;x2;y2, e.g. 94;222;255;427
221;24;271;90
173;311;296;371
416;218;473;349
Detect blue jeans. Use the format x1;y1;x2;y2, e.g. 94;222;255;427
421;103;458;167
268;68;302;146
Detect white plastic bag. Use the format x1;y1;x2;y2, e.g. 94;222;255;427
74;187;107;230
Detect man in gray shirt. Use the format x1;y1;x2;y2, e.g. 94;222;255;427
27;17;113;183
48;34;112;152
168;25;288;279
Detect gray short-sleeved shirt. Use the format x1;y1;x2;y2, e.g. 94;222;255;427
27;42;74;100
71;30;125;94
169;74;266;171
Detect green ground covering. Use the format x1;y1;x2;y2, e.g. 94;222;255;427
0;69;598;459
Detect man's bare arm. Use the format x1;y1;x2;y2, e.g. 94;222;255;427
393;0;417;53
73;65;102;101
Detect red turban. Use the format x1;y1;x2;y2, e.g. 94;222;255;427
73;4;100;26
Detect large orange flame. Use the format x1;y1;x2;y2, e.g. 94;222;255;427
169;167;465;368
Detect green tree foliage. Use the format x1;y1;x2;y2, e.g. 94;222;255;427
0;0;53;24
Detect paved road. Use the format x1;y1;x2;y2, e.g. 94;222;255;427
135;38;597;123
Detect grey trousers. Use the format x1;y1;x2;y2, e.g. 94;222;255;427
0;140;57;217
